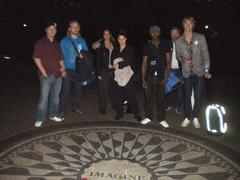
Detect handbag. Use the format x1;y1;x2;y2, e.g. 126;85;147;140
165;71;183;95
69;38;95;86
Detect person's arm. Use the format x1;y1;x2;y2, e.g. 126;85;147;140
118;47;134;69
33;58;47;77
142;56;148;89
81;38;88;51
175;39;185;64
96;49;102;79
201;34;210;71
33;41;47;77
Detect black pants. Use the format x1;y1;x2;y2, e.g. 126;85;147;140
112;77;139;117
98;70;115;112
60;69;82;113
184;75;205;119
145;76;166;122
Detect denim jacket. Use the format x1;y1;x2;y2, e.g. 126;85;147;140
175;32;210;78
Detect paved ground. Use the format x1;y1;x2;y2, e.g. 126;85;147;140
0;62;240;179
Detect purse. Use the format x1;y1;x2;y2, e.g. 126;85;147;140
69;38;95;86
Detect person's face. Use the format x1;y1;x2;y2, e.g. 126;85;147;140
151;31;160;40
183;20;194;32
69;22;80;35
103;30;111;41
170;29;180;41
46;26;57;38
118;35;127;46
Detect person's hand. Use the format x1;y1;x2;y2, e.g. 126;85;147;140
42;71;48;77
184;59;192;64
142;79;148;89
205;72;212;79
62;70;67;78
162;77;168;86
97;76;102;80
113;63;119;70
80;53;84;59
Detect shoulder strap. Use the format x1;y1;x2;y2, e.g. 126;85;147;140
68;37;80;57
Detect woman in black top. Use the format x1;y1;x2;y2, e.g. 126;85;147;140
96;29;116;114
112;30;142;121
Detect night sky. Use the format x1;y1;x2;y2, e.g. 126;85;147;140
0;0;239;75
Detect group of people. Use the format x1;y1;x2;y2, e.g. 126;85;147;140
33;16;211;129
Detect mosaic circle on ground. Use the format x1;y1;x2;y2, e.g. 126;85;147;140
0;125;239;180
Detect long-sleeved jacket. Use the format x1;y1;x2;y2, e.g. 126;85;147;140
112;45;134;69
96;43;116;76
175;32;210;78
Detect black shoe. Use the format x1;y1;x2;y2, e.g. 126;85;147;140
114;115;123;121
72;107;83;114
134;114;143;122
99;109;106;115
60;112;65;120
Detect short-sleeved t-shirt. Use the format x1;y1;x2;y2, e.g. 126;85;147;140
143;40;171;77
33;37;63;78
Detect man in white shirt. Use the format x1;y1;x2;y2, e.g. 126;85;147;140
166;26;183;114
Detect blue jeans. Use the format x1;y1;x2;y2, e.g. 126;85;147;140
36;75;62;121
184;76;205;119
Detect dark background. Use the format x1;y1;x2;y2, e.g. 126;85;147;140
0;0;240;76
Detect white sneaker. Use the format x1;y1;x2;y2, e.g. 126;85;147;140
159;120;169;128
165;106;172;112
193;118;201;128
50;117;63;122
181;118;191;127
141;118;152;125
34;121;42;127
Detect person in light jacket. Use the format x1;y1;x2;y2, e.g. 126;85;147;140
175;17;212;129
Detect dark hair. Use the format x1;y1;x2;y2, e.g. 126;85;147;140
117;29;128;38
170;26;181;34
103;29;111;35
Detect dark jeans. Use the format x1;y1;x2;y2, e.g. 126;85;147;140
145;76;166;122
36;75;62;121
112;77;139;117
98;70;115;112
184;75;205;119
60;69;82;113
167;69;183;108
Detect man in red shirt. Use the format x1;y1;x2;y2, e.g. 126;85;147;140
33;21;66;127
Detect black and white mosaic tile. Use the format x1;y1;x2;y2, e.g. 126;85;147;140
0;124;239;180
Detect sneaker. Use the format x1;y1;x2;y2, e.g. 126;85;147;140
165;106;172;112
193;118;201;128
141;118;152;125
114;115;123;121
34;121;42;127
175;108;182;114
50;117;63;122
159;120;169;128
181;118;191;127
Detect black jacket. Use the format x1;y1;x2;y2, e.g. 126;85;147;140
96;43;116;76
111;45;134;69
